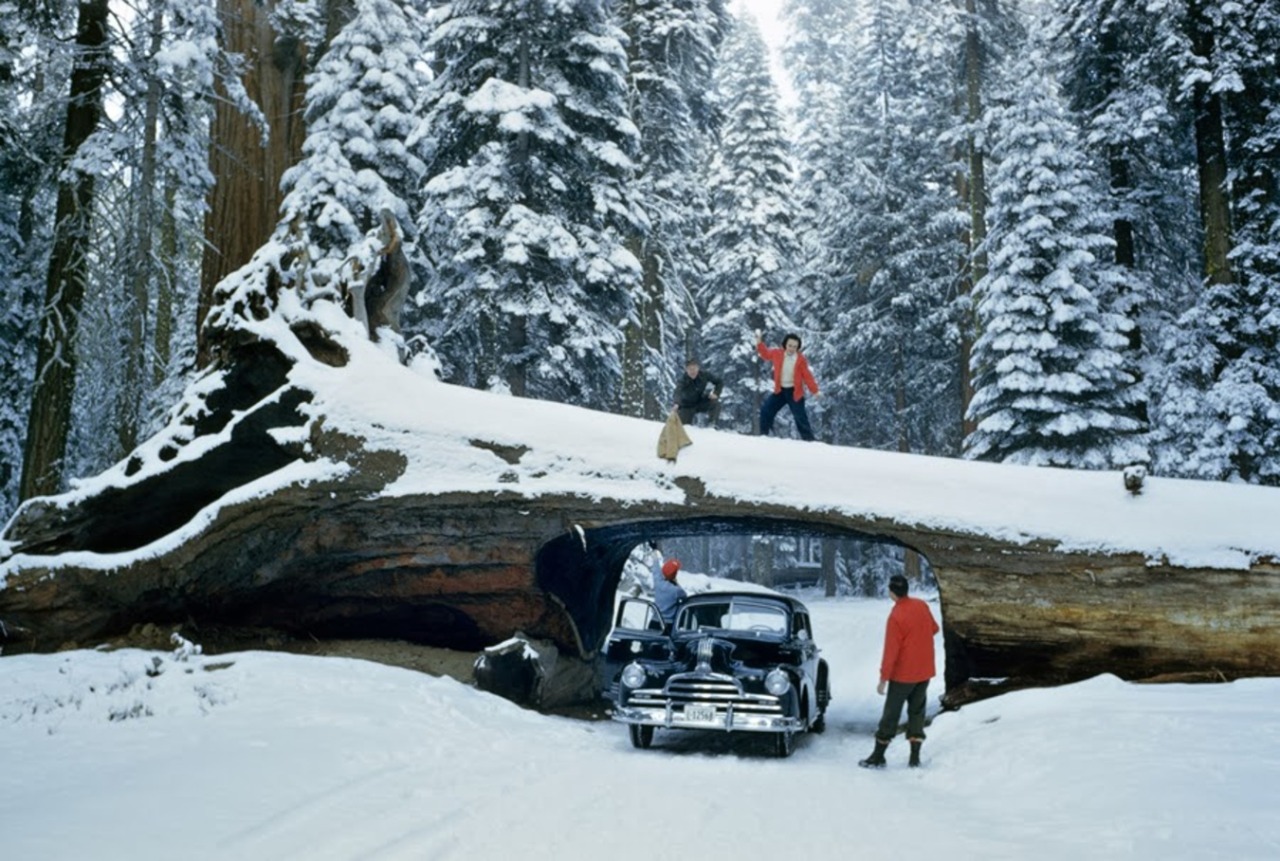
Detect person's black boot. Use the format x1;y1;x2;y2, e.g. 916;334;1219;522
908;740;922;768
858;739;889;769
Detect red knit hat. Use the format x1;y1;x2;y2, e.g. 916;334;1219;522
661;559;680;579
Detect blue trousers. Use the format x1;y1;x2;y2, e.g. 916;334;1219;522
759;387;814;440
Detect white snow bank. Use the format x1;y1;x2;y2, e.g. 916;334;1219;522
1;597;1276;860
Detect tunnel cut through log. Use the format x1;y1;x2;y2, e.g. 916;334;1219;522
534;515;913;661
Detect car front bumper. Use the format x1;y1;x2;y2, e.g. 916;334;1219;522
613;703;802;733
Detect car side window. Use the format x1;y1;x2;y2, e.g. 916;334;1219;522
616;598;660;632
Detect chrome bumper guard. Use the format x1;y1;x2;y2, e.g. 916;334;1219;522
612;671;800;733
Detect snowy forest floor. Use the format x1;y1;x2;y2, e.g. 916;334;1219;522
2;594;1278;860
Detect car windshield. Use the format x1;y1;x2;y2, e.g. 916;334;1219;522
674;600;788;635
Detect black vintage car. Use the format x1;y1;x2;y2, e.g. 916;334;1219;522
602;590;831;757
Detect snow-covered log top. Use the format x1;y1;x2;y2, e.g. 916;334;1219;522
2;308;1278;699
4;302;1279;577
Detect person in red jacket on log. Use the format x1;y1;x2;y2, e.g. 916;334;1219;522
860;573;940;769
755;330;820;441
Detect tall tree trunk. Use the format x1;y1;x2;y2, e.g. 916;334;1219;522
1223;10;1278;291
119;5;166;454
1092;18;1146;431
152;182;177;388
957;0;986;443
1187;2;1235;288
505;25;532;399
822;536;837;598
621;237;664;418
196;0;309;367
19;0;110;501
620;237;648;416
750;537;774;587
507;315;528;397
1095;18;1141;348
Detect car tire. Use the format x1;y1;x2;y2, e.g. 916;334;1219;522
629;724;654;749
812;677;830;733
774;730;795;758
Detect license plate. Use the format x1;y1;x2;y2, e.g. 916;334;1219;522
684;704;716;723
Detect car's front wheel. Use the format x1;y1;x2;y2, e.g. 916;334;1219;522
774;729;795;758
629;724;654;749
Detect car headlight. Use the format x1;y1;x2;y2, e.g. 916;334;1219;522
621;662;647;689
765;668;791;696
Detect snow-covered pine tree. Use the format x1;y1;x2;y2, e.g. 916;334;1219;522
64;0;230;484
0;0;68;519
617;0;727;419
1057;0;1196;444
700;13;799;434
1143;0;1280;484
277;0;432;324
141;0;225;418
964;45;1146;470
414;0;644;408
780;0;856;435
800;0;964;453
19;0;114;500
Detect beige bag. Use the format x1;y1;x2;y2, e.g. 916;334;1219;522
657;410;693;461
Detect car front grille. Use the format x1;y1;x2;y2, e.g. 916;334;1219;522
627;672;783;715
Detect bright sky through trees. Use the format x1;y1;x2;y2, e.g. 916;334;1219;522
732;0;794;105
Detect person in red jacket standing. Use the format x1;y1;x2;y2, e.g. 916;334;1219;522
859;573;940;769
755;330;820;440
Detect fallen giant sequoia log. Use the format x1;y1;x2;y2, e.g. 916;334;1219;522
3;328;1280;707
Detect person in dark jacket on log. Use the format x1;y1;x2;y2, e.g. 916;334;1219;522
674;359;723;427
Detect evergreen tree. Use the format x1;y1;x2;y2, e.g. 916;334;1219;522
700;14;798;433
278;0;432;310
414;0;644;407
780;0;857;435
60;0;222;484
802;0;964;453
0;0;68;518
965;47;1146;469
617;0;726;419
1057;0;1209;469
1141;0;1280;483
20;0;112;500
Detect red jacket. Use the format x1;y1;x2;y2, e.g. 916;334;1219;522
880;596;939;684
756;342;819;401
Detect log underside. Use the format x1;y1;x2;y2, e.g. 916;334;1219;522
2;344;1278;706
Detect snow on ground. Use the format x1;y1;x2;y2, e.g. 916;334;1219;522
3;594;1277;861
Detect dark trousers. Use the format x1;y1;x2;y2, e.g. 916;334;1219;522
759;388;814;440
876;680;929;743
678;398;720;427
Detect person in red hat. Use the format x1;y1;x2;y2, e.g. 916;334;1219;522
653;557;687;626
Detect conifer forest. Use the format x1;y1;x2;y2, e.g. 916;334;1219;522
2;0;1278;526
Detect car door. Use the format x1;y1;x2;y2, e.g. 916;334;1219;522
792;611;820;676
598;597;670;700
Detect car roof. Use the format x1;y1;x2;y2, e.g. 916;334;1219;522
680;590;809;613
